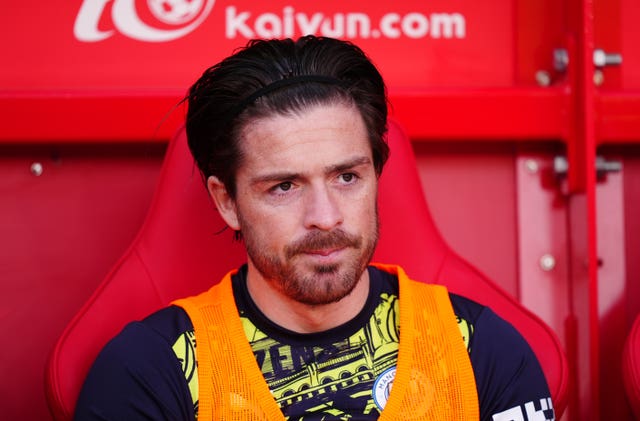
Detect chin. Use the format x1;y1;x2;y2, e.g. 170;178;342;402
286;266;363;306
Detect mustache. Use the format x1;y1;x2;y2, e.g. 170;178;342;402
285;229;362;259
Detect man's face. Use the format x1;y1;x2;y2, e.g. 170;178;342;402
214;102;379;306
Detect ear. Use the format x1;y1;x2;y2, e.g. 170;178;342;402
207;176;241;231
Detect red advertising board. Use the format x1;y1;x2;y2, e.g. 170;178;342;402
3;0;512;91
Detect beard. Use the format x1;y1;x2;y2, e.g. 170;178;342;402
241;214;379;306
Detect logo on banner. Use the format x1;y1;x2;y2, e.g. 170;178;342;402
74;0;466;42
74;0;216;42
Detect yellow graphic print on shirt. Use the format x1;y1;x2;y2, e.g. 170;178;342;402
172;330;199;414
172;294;473;419
241;293;400;418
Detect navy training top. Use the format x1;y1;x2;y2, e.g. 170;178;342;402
75;265;555;421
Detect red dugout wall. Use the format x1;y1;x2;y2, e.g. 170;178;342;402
1;0;639;419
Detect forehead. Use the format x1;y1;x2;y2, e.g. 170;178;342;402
237;103;371;173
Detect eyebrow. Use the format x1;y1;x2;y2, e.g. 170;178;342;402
326;156;372;174
250;155;373;185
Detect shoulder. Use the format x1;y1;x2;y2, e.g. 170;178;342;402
142;305;194;342
94;305;194;364
447;293;554;421
86;305;194;379
74;306;196;420
448;293;484;321
448;292;540;373
448;293;538;363
91;305;193;365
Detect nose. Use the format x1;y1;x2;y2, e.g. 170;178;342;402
303;183;344;231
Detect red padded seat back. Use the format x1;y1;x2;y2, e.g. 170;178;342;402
45;119;568;420
624;315;640;419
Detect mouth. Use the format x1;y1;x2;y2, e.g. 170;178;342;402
286;229;361;261
302;247;347;260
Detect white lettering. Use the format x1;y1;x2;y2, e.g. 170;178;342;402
401;13;429;39
346;13;370;38
320;13;344;38
255;13;282;38
379;13;401;38
75;1;468;43
492;399;555;421
224;8;467;41
524;399;555;421
296;12;324;35
492;406;525;421
430;13;466;38
283;7;295;38
226;6;253;38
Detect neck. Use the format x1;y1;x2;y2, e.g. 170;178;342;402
245;265;371;334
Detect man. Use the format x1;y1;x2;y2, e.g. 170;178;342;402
75;36;554;420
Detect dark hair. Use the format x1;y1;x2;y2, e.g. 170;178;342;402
186;35;389;198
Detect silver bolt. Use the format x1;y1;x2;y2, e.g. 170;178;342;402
593;69;604;86
540;254;556;271
535;70;551;87
30;162;43;176
553;48;569;72
593;49;622;67
553;156;569;177
525;159;539;174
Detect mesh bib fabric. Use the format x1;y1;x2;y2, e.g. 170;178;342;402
173;264;478;420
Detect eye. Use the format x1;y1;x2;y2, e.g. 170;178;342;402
338;173;357;184
272;181;293;192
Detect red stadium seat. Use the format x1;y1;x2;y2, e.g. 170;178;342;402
45;119;568;420
624;314;640;419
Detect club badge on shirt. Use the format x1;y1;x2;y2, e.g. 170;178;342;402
373;366;396;410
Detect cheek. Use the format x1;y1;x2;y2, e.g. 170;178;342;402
352;188;378;221
239;206;299;248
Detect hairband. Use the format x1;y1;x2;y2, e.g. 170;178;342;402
227;75;347;122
